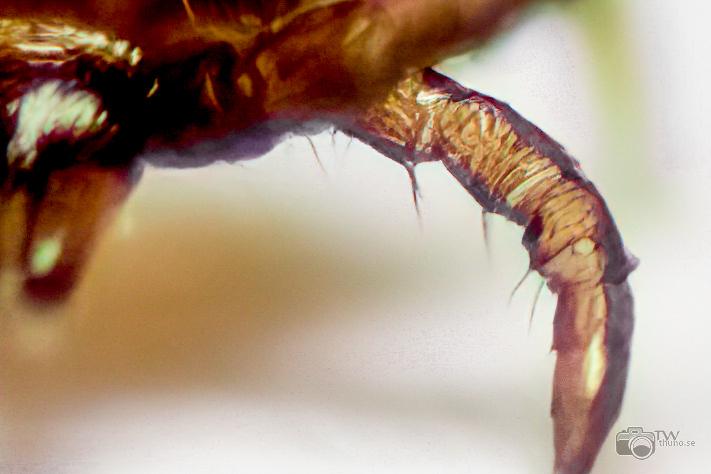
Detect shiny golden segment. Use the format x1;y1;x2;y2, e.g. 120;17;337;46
0;18;142;66
359;72;607;276
361;69;612;334
351;69;635;474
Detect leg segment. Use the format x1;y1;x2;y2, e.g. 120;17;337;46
340;68;637;474
0;20;147;303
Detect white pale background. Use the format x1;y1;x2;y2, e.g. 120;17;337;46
1;0;708;472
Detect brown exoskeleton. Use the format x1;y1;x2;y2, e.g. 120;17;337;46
0;1;637;472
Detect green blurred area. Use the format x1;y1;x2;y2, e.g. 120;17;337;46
563;0;659;208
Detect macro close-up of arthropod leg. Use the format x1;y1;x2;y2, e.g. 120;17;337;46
0;1;637;473
343;68;637;473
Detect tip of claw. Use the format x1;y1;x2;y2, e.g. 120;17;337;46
1;163;138;306
22;267;79;305
552;280;634;474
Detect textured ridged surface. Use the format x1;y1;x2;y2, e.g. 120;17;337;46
346;68;636;474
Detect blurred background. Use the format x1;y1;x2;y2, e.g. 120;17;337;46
1;0;709;472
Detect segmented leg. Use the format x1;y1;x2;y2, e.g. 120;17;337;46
0;20;146;302
0;12;635;473
340;68;637;474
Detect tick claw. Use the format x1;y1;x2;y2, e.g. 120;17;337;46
1;163;138;305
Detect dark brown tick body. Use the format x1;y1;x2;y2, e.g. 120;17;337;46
0;1;636;473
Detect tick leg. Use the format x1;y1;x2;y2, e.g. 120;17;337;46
340;68;637;474
1;163;140;303
0;21;147;304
